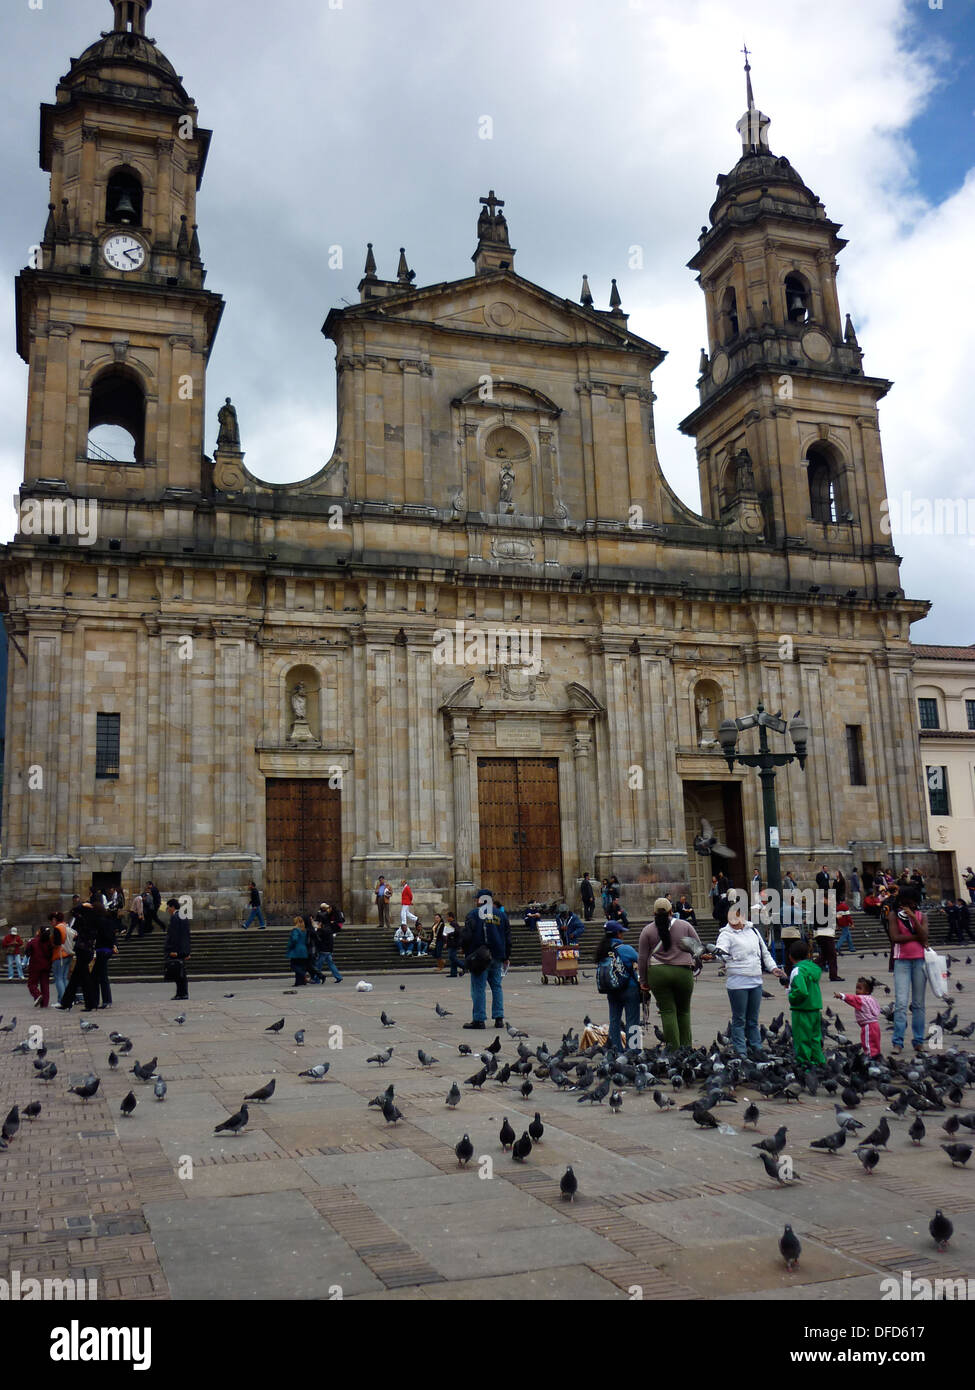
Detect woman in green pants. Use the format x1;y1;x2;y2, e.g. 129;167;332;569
637;898;702;1049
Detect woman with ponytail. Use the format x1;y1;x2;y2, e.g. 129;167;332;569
637;898;702;1049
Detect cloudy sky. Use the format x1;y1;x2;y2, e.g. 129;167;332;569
1;0;973;642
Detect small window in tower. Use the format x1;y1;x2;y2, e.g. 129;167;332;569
105;170;143;227
807;444;845;524
87;368;145;464
721;286;739;340
785;273;810;324
95;714;121;780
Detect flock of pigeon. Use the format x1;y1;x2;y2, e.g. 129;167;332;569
2;950;973;1279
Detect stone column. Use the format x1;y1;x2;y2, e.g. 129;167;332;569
572;718;594;876
449;715;473;897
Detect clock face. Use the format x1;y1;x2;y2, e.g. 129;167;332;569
103;234;146;272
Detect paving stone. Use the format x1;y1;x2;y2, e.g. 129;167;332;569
144;1192;384;1298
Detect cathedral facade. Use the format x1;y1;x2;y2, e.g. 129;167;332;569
1;0;936;924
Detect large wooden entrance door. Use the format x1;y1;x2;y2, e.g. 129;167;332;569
477;757;563;907
682;781;745;915
265;779;341;920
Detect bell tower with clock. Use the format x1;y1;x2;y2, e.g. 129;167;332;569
16;0;223;502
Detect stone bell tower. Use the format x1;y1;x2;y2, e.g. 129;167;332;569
15;0;223;505
680;52;897;569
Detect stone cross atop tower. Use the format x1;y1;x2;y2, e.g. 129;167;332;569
472;190;516;275
735;45;771;155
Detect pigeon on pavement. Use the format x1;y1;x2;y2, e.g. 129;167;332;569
154;1078;167;1102
528;1113;544;1143
435;1003;452;1018
465;1067;487;1089
294;1030;305;1047
23;1102;41;1121
68;1077;99;1101
120;1091;137;1118
214;1104;249;1135
941;1143;971;1166
445;1083;461;1108
381;1095;403;1125
381;1012;396;1027
560;1166;578;1201
299;1063;330;1080
779;1224;802;1271
499;1118;516;1151
455;1134;474;1166
929;1210;953;1251
367;1047;393;1066
856;1145;880;1175
512;1132;532;1162
417;1049;438;1067
265;1019;285;1033
244;1079;276;1103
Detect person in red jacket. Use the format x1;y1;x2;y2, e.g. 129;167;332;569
3;928;25;981
25;925;55;1008
399;880;418;930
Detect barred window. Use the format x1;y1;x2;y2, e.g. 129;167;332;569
845;725;866;785
966;699;975;731
95;713;120;779
926;765;949;817
917;698;939;730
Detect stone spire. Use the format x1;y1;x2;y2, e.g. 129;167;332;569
396;247;415;284
735;44;771;155
608;278;623;313
363;242;377;277
472;190;516;275
111;0;152;35
580;275;593;308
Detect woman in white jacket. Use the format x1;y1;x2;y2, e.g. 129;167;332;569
716;905;786;1056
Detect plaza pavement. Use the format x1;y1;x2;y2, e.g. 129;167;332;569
1;946;973;1301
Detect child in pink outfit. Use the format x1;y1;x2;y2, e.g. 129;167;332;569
834;977;881;1057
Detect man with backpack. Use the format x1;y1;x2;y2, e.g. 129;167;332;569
460;889;510;1030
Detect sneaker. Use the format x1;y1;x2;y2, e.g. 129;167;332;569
890;1043;903;1054
463;1020;485;1030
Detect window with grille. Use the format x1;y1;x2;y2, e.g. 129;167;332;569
845;725;866;785
917;698;939;730
926;765;949;816
966;699;975;731
95;713;120;779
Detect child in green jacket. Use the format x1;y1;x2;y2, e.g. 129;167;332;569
788;943;824;1064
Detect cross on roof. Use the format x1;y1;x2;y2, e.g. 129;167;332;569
741;43;751;67
480;190;504;218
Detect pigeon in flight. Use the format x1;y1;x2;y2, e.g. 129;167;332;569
779;1224;801;1271
929;1209;953;1252
154;1078;167;1102
214;1104;249;1135
367;1047;394;1066
265;1019;285;1033
693;818;734;859
368;1085;394;1108
299;1063;330;1081
499;1118;516;1151
445;1083;461;1108
560;1166;578;1201
244;1079;276;1103
120;1091;137;1118
455;1134;474;1166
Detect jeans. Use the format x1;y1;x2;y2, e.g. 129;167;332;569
93;952;113;1007
728;984;763;1054
608;983;642;1051
893;957;927;1046
316;951;342;981
243;907;266;929
835;926;854;952
51;957;70;1002
6;958;24;980
447;945;460;977
647;964;694;1048
470;959;504;1022
396;942;409;956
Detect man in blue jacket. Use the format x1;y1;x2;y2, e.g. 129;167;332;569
460;889;510;1030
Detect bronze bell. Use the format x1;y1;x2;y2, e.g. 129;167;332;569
113;190;137;224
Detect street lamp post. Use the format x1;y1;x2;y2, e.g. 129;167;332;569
717;705;809;961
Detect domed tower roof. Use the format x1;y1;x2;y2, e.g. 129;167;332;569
57;0;193;111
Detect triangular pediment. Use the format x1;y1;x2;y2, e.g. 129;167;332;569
326;271;662;359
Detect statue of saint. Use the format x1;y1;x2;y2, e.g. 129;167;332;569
499;461;515;507
217;397;240;448
291;682;307;721
696;693;718;749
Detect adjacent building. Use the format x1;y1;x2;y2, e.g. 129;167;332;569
912;645;975;900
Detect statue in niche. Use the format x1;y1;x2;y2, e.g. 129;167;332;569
288;680;317;744
217;397;240;449
695;692;719;750
498;457;515;512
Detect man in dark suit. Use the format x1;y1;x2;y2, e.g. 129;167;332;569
579;873;596;921
165;898;191;1001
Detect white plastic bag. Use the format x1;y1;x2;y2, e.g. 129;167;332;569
923;947;948;999
355;980;373;992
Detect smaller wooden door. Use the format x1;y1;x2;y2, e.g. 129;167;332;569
265;779;341;920
477;758;563;906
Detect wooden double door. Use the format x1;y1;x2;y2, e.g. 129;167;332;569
265;778;341;920
477;757;563;908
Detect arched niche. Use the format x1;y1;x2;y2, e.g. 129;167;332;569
482;423;533;516
285;664;321;744
692;678;724;749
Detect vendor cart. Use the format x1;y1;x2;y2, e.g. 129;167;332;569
537;918;579;984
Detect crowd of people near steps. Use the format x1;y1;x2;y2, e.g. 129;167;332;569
0;882;190;1010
